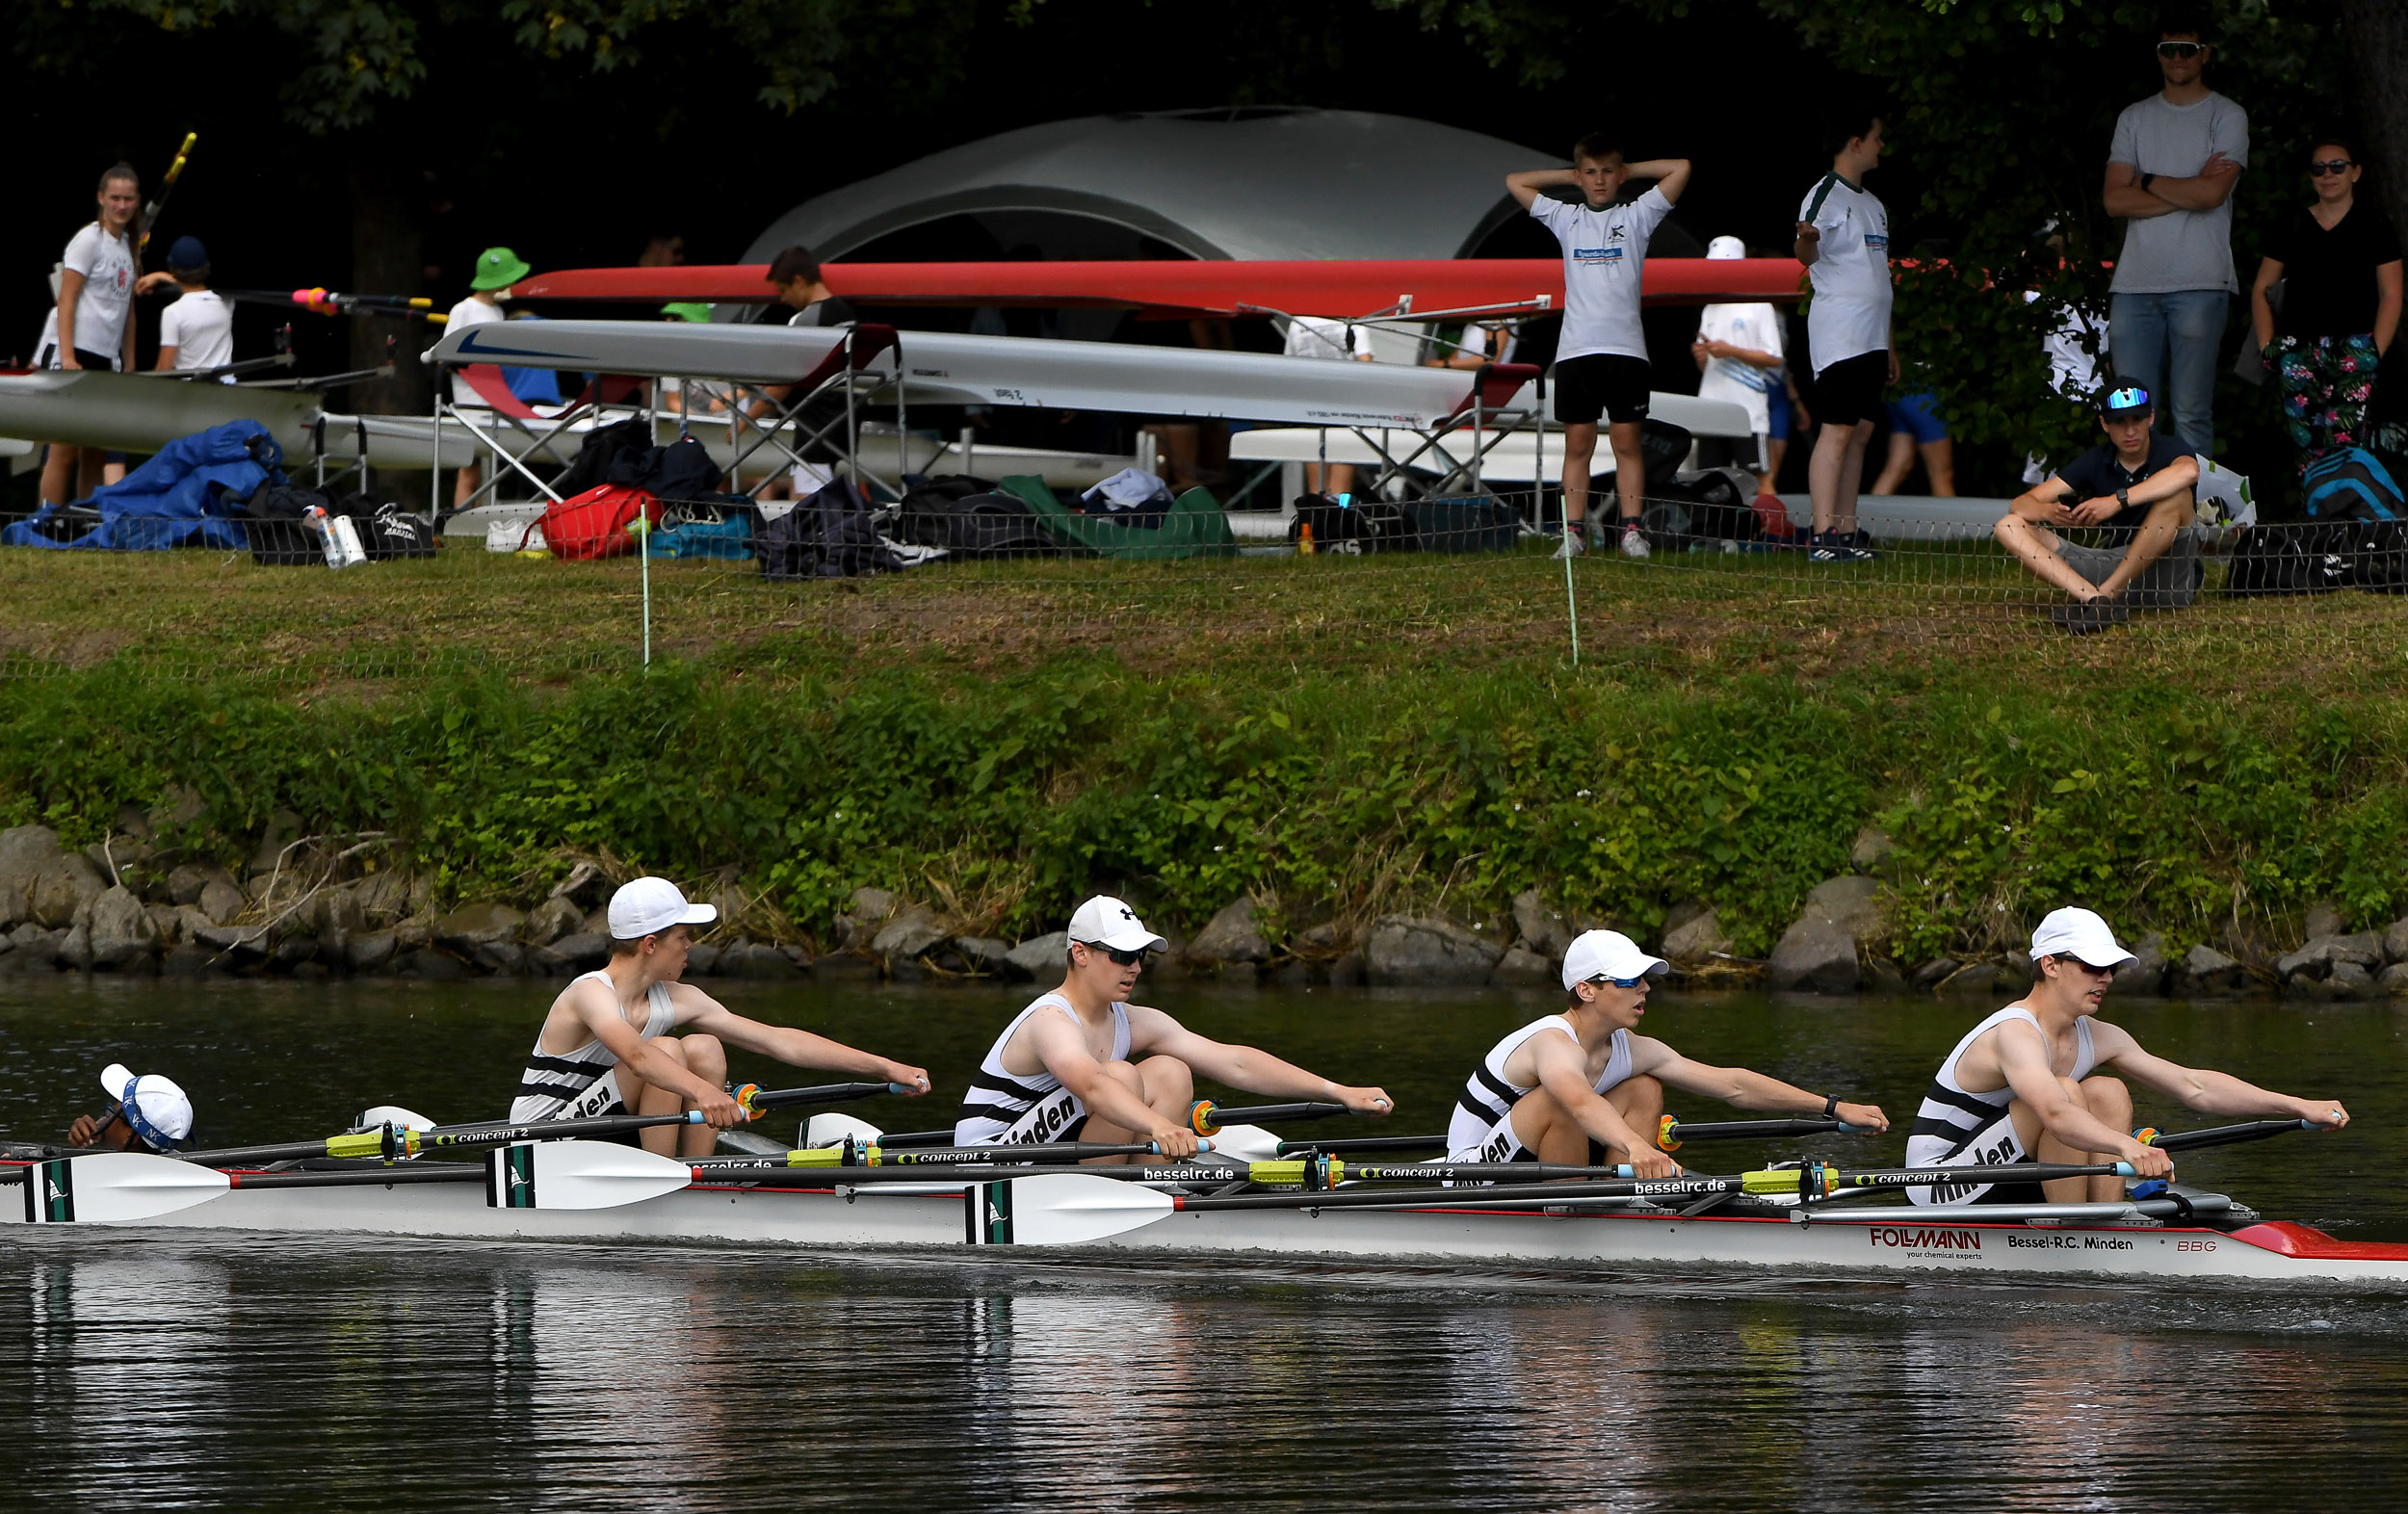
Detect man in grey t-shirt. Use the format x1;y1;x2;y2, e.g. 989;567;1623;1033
2101;10;2246;457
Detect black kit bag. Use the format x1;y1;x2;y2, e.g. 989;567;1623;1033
2225;523;2344;596
242;483;339;566
1287;494;1414;553
757;478;903;581
897;486;1056;558
354;500;437;561
554;417;655;498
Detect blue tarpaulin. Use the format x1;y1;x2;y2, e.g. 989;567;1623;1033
3;419;284;551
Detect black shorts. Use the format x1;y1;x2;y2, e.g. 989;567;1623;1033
1811;350;1890;428
1554;353;1653;427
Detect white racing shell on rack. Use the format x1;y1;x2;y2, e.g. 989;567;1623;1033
429;321;1531;431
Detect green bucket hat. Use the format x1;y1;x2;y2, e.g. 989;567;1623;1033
661;301;713;324
470;247;532;292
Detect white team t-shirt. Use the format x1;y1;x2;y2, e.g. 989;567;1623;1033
444;297;507;405
1530;186;1674;361
2107;91;2248;295
61;222;136;362
1693;301;1784;432
159;290;234;372
1282;316;1374;362
1797;173;1892;373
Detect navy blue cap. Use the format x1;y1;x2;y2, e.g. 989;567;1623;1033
2096;379;2152;416
167;236;209;272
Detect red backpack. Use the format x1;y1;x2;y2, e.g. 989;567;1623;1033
525;483;660;560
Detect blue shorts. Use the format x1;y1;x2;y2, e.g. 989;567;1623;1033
1886;391;1948;445
1766;382;1792;443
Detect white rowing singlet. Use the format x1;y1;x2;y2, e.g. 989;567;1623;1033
1446;1015;1633;1161
510;970;679;1122
1903;1005;2097;1168
954;993;1132;1146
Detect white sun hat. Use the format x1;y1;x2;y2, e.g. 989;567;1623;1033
1560;929;1670;991
2028;907;2137;968
1706;235;1747;260
98;1063;195;1149
1067;895;1167;953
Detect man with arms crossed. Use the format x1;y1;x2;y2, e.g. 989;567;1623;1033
2102;8;2246;458
1448;930;1887;1179
1994;378;2198;634
511;877;930;1158
1906;907;2345;1205
1794;109;1894;562
1506;136;1692;561
955;896;1391;1159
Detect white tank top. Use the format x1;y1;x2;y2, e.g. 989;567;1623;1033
509;970;678;1121
1446;1015;1634;1154
954;993;1132;1146
1904;1005;2097;1166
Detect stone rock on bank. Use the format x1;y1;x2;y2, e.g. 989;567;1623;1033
1766;876;1883;993
1366;915;1501;985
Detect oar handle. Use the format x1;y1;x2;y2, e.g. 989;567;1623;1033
738;1081;913;1113
2135;1118;2316;1153
1655;1116;1850;1152
1189;1100;1347;1135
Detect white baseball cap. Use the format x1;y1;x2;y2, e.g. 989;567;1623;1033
1067;895;1167;953
607;876;718;941
2028;907;2136;968
1560;929;1670;991
1706;235;1746;260
99;1062;194;1149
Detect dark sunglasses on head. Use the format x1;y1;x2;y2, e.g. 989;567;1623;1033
1082;941;1150;966
2310;159;2356;176
2155;40;2204;59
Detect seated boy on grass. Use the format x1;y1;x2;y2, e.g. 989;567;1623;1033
1993;377;2198;635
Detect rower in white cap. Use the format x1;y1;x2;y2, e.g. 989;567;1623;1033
1447;929;1888;1179
1904;906;2348;1205
510;876;930;1157
71;1063;196;1153
953;895;1392;1159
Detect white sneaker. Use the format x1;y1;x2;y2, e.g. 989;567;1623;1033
1554;529;1587;560
1619;524;1650;561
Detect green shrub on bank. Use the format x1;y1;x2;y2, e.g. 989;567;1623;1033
2;661;2402;957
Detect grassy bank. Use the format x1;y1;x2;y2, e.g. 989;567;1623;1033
4;644;2405;964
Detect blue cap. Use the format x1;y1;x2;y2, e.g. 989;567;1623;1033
167;236;209;272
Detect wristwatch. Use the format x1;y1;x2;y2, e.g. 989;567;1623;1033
1821;1093;1840;1118
2140;171;2156;194
2116;486;2131;509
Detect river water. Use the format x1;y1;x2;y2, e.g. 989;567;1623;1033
4;976;2406;1509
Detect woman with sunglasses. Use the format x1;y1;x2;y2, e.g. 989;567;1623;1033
1445;930;1886;1180
1904;908;2345;1207
954;895;1391;1159
2249;136;2402;472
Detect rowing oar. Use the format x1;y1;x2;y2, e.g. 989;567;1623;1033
959;1162;2145;1246
2136;1118;2326;1153
875;1099;1356;1150
5;1141;690;1224
691;1138;1212;1171
137;131;197;266
180;1081;909;1167
1273;1116;1871;1158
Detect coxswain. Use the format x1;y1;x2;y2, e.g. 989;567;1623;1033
954;896;1391;1159
69;1062;196;1153
1904;907;2348;1204
511;877;930;1158
1448;930;1888;1178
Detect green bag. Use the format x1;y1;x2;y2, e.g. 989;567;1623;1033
998;476;1238;561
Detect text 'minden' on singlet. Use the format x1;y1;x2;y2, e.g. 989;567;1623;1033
1446;1015;1634;1160
955;993;1132;1146
1903;1005;2097;1167
509;970;678;1122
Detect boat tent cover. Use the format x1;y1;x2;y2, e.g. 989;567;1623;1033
2;419;281;552
431;321;1536;431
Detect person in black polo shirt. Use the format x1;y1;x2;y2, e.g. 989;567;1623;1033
2248;136;2402;473
1994;378;2200;633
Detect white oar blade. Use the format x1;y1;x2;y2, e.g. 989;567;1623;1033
484;1139;692;1211
1202;1123;1282;1162
19;1154;231;1224
964;1172;1174;1246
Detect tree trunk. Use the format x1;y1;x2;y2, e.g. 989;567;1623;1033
2341;0;2408;241
346;157;432;509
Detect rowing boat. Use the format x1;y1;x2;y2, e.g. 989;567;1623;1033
9;1157;2403;1288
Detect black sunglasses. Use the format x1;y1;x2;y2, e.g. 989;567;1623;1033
1080;942;1150;966
2155;40;2204;59
2310;159;2356;176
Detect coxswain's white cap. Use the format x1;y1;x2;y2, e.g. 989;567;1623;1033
1067;895;1167;953
1560;929;1670;991
2028;907;2136;968
607;876;718;941
1706;235;1746;260
99;1062;194;1149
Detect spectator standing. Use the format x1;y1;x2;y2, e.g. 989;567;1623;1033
138;237;233;377
443;246;527;509
1871;391;1956;496
2102;9;2247;457
1690;235;1786;496
1506;135;1693;560
1286;314;1374;496
2249;137;2402;472
37;163;142;506
1793;109;1894;562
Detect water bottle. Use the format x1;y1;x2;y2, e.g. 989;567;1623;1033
302;507;368;570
